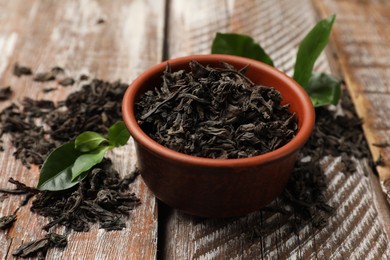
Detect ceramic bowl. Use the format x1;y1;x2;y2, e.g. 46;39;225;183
122;54;315;217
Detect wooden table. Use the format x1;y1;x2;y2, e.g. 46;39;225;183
1;0;390;259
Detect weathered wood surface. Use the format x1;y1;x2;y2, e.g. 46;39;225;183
313;0;390;238
2;0;390;259
159;0;390;259
0;0;164;259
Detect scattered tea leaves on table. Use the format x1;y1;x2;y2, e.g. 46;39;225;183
59;77;75;86
283;89;373;228
33;66;64;82
0;86;12;101
0;79;128;167
373;141;390;148
0;214;16;230
96;18;105;24
13;233;67;259
375;154;385;166
33;71;56;82
293;14;336;87
43;87;57;93
51;66;65;75
13;63;32;77
32;159;140;232
0;160;141;232
136;61;297;159
0;177;39;197
0;68;138;253
211;32;274;66
79;74;89;81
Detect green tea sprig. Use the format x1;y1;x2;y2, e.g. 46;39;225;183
37;121;130;191
211;15;340;107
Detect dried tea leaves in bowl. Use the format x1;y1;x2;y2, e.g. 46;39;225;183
136;61;297;159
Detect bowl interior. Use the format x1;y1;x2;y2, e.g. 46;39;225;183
123;54;314;167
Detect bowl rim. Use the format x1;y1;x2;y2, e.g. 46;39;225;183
122;54;315;168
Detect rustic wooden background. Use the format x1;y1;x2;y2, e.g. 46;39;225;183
315;0;390;205
1;0;390;259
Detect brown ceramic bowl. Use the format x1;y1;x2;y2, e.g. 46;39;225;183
122;54;315;217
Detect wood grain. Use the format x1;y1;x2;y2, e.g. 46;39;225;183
313;0;390;234
160;0;390;258
2;1;390;259
0;0;164;259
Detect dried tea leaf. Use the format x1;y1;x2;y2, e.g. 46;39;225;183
13;233;67;258
13;63;32;77
372;142;389;148
13;238;49;258
34;71;56;82
0;214;16;230
0;177;39;195
79;74;89;81
59;77;75;86
43;87;57;93
0;86;12;101
33;67;64;82
51;66;65;75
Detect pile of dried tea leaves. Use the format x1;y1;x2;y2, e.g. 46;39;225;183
0;78;128;167
277;89;374;230
1;159;140;233
0;160;140;258
136;61;297;159
0;66;141;258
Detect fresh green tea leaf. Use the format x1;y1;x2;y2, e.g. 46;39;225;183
306;72;341;107
71;147;108;181
38;121;131;192
75;131;107;152
38;141;83;191
293;15;335;87
211;32;274;66
108;121;131;147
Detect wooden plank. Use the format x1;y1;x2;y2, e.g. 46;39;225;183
160;0;390;258
0;0;164;259
313;0;390;236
